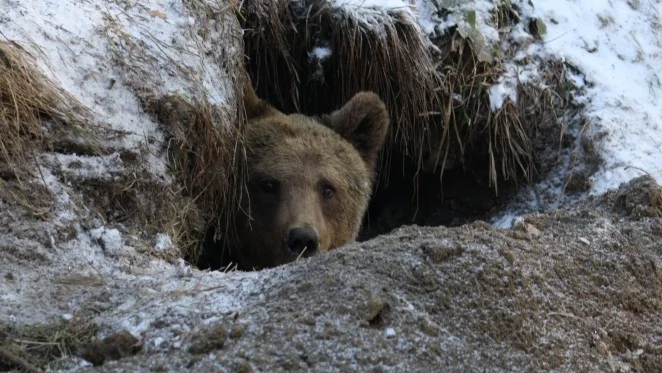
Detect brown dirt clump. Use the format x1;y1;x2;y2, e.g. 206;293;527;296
81;330;142;367
187;324;227;355
612;174;662;218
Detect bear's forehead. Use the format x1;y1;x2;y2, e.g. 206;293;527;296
246;115;369;186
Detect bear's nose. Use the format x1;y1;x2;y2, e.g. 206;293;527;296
286;227;319;257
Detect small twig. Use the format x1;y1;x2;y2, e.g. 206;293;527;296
295;246;308;262
222;261;235;273
10;339;59;346
0;346;44;373
30;149;51;196
223;262;238;273
198;284;227;293
547;312;580;320
623;165;653;177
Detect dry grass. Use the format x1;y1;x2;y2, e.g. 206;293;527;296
100;1;248;263
0;39;99;214
240;0;441;185
147;93;247;262
0;40;51;183
431;32;574;193
0;317;97;372
238;0;571;197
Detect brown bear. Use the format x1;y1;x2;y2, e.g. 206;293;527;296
231;83;389;269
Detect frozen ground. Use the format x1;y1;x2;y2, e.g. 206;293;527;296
0;0;243;324
529;0;662;194
394;0;662;195
1;0;661;372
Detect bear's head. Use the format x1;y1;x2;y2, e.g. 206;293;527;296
232;84;389;269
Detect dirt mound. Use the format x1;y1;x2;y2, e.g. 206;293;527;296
611;175;662;218
3;177;659;372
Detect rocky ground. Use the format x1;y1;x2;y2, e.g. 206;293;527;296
2;176;661;372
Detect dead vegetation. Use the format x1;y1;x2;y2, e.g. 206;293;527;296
80;330;142;367
239;0;584;238
146;93;247;264
239;0;551;187
98;1;248;265
0;39;99;218
0;317;97;372
240;0;441;182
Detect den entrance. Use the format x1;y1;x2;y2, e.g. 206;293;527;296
196;0;581;269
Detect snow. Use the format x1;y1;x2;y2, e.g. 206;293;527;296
330;0;419;32
2;0;155;149
488;80;517;111
332;0;408;9
522;0;662;193
99;228;127;256
492;214;519;230
310;47;333;61
154;233;174;252
411;0;662;196
411;0;438;35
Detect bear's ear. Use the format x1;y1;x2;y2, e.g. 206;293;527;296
243;79;278;120
321;92;390;172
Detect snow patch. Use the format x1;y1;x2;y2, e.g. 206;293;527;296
100;229;124;253
310;47;333;61
492;214;519;230
488;81;517;111
332;0;408;9
523;0;662;192
411;0;438;35
330;0;418;32
154;233;173;252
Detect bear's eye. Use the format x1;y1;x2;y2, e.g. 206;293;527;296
259;179;280;194
321;183;336;199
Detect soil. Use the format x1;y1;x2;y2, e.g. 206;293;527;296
2;176;661;372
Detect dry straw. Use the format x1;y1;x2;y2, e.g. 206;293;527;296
240;0;441;185
100;0;249;263
0;39;98;215
239;0;568;195
0;315;97;372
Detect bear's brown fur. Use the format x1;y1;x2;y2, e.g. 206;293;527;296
231;83;389;269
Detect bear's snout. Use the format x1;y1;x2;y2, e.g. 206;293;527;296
286;226;319;257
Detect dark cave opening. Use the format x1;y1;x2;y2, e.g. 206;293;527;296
191;0;589;271
358;151;517;241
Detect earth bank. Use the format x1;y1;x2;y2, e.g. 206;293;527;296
3;177;659;372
